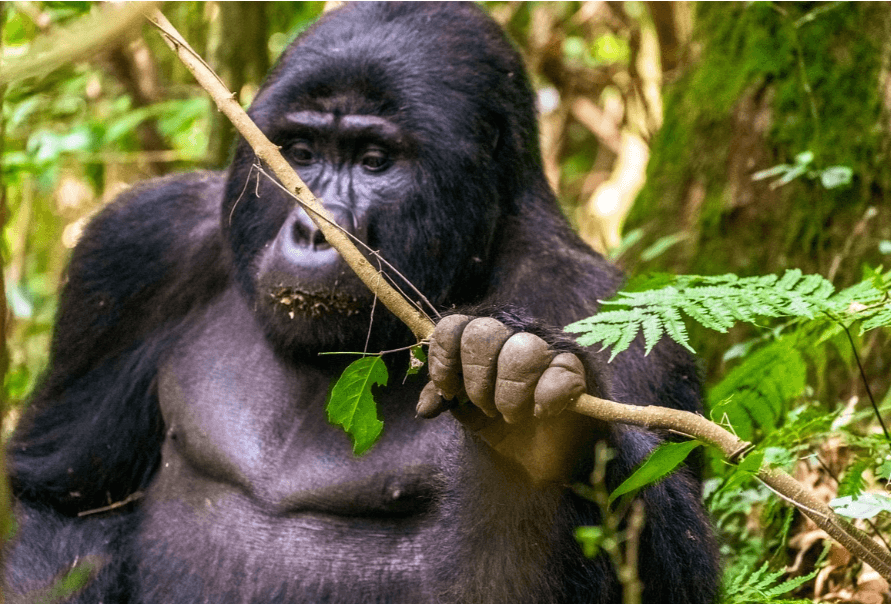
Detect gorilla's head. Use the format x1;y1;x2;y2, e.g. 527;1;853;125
221;3;546;353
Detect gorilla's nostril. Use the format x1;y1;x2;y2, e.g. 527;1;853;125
311;229;329;251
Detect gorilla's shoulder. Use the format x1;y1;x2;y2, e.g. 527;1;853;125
84;171;225;248
59;171;230;344
70;171;225;283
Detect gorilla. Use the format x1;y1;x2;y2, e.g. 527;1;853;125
4;3;720;603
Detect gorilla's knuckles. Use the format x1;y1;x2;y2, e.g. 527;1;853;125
431;318;588;424
428;314;473;400
458;317;512;417
494;333;553;423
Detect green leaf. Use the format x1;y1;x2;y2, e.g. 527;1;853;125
819;166;853;189
830;493;891;519
326;356;387;455
707;339;806;440
837;459;868;498
719;448;765;494
640;233;687;262
609;440;701;504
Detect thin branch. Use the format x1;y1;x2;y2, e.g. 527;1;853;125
149;9;891;580
0;2;156;86
569;395;891;578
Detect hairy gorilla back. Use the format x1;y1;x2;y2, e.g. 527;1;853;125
5;3;720;603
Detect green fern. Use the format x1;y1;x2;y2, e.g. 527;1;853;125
721;561;818;604
707;338;807;441
566;269;891;359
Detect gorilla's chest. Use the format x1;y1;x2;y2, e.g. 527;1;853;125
137;293;454;598
152;290;451;514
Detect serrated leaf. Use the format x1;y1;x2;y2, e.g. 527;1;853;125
326;356;387;455
660;307;694;352
861;305;891;332
641;312;662;355
707;340;806;439
609;440;701;504
700;297;736;330
794;273;830;296
837;459;868;498
777;268;803;290
575;324;618;348
607;319;641;359
680;300;724;331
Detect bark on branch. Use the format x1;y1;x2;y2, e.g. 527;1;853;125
147;9;891;579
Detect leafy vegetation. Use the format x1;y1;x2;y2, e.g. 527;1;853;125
565;266;891;600
5;2;891;602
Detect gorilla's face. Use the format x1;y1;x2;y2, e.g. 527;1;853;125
257;112;402;319
239;107;423;353
220;3;539;355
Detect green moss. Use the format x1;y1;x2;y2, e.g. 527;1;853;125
628;2;891;283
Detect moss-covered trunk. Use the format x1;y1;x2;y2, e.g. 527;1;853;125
629;2;891;285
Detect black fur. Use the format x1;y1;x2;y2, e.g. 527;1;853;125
5;3;719;603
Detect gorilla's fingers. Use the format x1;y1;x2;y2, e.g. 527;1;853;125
417;381;454;418
533;353;587;418
459;318;512;417
494;333;553;424
428;314;473;400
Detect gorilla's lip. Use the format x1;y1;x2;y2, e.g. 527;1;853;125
267;286;365;318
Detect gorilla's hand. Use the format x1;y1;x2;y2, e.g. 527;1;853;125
418;314;591;484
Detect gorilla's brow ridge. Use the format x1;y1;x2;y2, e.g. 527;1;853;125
285;111;404;142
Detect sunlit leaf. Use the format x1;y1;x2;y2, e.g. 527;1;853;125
830;493;891;519
819;166;853;189
326;356;387;455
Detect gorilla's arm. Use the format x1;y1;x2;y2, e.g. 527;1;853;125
10;173;227;514
423;204;721;603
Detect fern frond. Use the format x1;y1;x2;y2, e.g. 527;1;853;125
566;270;836;357
722;560;818;604
861;306;891;332
707;339;807;440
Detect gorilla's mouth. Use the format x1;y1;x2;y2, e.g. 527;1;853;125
268;286;364;319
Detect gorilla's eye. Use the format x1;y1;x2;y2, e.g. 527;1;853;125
291;142;314;165
360;147;391;172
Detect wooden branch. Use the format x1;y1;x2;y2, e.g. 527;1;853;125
570;395;891;578
0;2;157;86
147;9;891;579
